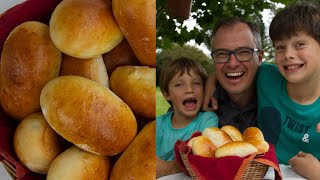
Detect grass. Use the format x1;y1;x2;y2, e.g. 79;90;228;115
156;86;170;116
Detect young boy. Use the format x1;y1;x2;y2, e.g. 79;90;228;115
156;57;219;178
257;3;320;179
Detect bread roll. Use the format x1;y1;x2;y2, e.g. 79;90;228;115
202;127;232;148
47;146;110;180
110;121;155;180
40;76;137;156
13;112;65;174
102;39;140;76
215;141;258;158
0;21;62;120
112;0;156;67
221;125;243;141
60;54;109;88
247;140;269;153
243;127;265;141
189;136;216;158
187;137;196;148
110;66;155;119
50;0;123;58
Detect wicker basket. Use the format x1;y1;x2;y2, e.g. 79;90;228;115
179;148;269;180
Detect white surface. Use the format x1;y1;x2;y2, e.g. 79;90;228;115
0;0;25;14
157;164;307;180
0;162;13;180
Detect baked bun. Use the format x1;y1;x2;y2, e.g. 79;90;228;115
112;0;156;67
40;76;137;156
189;136;216;158
202;127;232;148
47;146;111;180
110;121;156;180
221;125;243;141
0;21;61;120
243;127;265;141
247;140;269;153
13;112;65;174
215;141;258;158
60;54;109;88
102;39;140;76
50;0;123;58
110;66;155;119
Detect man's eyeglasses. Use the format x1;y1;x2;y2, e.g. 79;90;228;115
211;48;260;63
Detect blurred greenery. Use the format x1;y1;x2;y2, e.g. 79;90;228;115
156;87;170;116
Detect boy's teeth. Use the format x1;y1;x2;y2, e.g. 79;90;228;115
286;65;301;70
226;72;243;77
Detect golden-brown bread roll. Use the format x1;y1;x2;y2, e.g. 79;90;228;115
187;137;196;148
0;21;62;120
215;141;258;158
221;125;243;141
60;54;109;88
247;140;270;153
50;0;123;58
102;39;140;76
110;66;155;119
202;127;232;148
243;127;265;141
40;75;137;156
13;112;66;174
110;121;155;180
112;0;156;67
47;146;111;180
189;136;216;158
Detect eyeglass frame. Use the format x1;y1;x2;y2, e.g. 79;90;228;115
211;47;261;63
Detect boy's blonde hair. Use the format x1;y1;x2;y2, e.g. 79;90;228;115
159;57;208;96
269;2;320;43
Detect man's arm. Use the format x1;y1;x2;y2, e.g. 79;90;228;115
202;72;219;111
289;151;320;180
156;157;182;178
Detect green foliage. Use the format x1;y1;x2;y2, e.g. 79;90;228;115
156;87;170;116
156;44;214;85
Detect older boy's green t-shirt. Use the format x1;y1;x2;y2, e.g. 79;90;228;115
156;111;218;161
257;63;320;164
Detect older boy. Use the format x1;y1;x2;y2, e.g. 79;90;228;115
156;57;218;178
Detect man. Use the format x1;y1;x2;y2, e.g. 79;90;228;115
202;17;263;132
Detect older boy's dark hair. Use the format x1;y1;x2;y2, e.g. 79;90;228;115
211;17;262;49
269;3;320;43
159;57;208;95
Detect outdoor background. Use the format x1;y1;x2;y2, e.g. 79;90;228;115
156;0;319;116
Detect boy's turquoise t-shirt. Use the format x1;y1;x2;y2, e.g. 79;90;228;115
156;111;218;161
257;63;320;164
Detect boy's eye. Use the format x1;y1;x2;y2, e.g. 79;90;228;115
296;42;305;49
174;83;182;87
193;81;201;85
275;45;285;52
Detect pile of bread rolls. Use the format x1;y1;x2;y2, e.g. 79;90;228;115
187;126;269;158
0;0;155;179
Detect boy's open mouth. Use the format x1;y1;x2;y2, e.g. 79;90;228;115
285;64;304;70
183;98;197;108
225;72;244;79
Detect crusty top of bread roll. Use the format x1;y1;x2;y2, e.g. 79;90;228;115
190;136;216;158
50;0;123;58
112;0;156;67
40;76;137;156
221;125;243;141
247;140;269;154
215;141;258;158
0;21;61;120
202;127;232;148
60;54;109;88
47;146;110;180
243;127;265;141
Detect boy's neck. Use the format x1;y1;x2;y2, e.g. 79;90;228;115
287;80;320;105
171;112;196;129
228;86;256;109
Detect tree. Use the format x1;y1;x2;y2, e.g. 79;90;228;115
157;0;297;57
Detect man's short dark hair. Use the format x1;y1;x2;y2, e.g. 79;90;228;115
211;17;262;49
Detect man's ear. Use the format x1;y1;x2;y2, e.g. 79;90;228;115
258;49;264;64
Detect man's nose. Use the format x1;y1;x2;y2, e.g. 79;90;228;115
226;53;240;66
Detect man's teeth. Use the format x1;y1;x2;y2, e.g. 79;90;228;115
226;72;243;77
286;65;301;70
